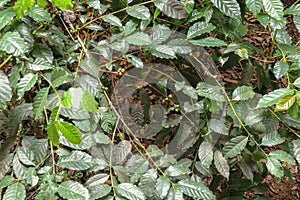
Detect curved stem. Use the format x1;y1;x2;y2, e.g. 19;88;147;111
0;55;13;69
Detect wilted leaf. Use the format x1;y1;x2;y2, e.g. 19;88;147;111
214;150;229;179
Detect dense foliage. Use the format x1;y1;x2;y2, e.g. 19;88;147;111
0;0;299;199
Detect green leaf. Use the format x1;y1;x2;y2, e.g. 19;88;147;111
76;75;101;96
232;86;255;101
150;45;177;59
285;4;300;15
167;188;184;200
266;157;283;178
138;169;158;198
167;39;193;54
100;107;116;133
3;182;26;200
25;167;39;187
102;14;122;27
245;0;262;15
123;19;139;35
79;55;100;78
7;103;33;126
0;71;12;111
32;43;54;64
0;0;10;7
26;58;54;71
57;150;95;170
275;95;296;112
281;114;300;128
12;154;27;179
87;184;111;200
115;183;146;200
154;0;186;19
293;13;300;33
87;0;101;10
17;146;35;166
0;176;14;189
273;61;288;80
256;88;294;108
0;8;16;31
165;164;190;177
126;5;150;20
214;150;229;179
58;121;82;144
58;181;89;200
180;0;194;16
33;87;49;119
187;22;216;39
209;119;228;135
14;0;35;19
292;139;300;164
269;150;295;165
261;131;283;147
22;136;48;164
156;176;170;199
190;37;226;47
294;77;300;88
125;55;144;68
125;32;151;45
60;107;90;120
62;87;98;112
150;25;171;45
211;0;241;19
196;82;226;102
198;141;213;168
222;136;248;158
26;4;51;22
16;73;38;99
37;0;47;7
0;31;28;56
177;179;214;200
240;158;254;180
262;0;283;20
51;0;73;10
111;140;132;165
47;122;60;146
85;174;109;186
49;68;73;88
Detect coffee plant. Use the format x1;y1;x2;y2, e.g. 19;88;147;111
0;0;299;199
